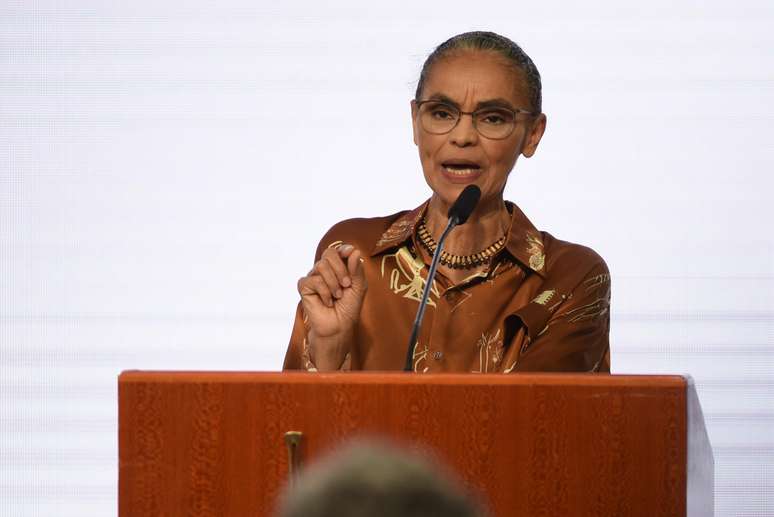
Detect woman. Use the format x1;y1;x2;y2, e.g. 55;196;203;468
283;31;610;373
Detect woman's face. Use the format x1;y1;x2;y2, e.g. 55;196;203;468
411;50;546;210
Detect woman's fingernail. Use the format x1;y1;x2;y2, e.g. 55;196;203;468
340;244;354;253
335;289;343;299
342;276;351;287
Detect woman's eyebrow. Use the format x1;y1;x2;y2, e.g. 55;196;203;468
426;93;459;105
475;98;517;110
425;93;517;111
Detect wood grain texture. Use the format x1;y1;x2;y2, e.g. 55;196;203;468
118;372;713;517
119;380;164;516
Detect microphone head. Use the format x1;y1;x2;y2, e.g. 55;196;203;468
447;185;481;225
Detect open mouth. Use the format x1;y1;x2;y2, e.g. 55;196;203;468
441;161;482;176
441;160;481;180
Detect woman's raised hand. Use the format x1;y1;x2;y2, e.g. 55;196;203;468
296;244;368;369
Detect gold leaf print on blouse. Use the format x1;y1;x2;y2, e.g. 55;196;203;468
375;218;414;248
565;298;610;323
380;246;439;307
532;289;556;306
412;342;430;373
584;273;611;292
472;329;504;373
526;232;545;272
301;338;318;372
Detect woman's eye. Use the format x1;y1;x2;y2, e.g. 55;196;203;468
480;113;505;126
479;112;509;125
431;109;454;120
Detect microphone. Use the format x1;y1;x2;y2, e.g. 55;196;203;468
447;184;481;225
404;185;481;371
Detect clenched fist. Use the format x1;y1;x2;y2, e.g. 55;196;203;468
297;243;368;370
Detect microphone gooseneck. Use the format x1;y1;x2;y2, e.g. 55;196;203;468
403;185;481;371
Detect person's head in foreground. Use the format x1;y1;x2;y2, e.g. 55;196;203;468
275;441;484;517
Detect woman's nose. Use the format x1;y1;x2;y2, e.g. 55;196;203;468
448;113;478;147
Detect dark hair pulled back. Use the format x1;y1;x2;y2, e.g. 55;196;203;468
415;31;542;113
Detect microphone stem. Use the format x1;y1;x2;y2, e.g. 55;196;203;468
404;216;459;372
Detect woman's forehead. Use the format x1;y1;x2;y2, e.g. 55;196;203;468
421;50;530;107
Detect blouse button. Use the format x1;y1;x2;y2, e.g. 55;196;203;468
433;351;444;361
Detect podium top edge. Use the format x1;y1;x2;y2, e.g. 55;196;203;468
118;370;688;388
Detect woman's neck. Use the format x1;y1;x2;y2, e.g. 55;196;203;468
424;193;511;258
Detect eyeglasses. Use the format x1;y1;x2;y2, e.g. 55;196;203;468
415;99;535;140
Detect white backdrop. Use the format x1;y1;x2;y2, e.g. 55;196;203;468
1;0;773;515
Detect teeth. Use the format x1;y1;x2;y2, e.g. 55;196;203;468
444;166;479;176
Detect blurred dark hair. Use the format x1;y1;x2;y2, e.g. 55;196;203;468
415;31;542;113
276;441;484;517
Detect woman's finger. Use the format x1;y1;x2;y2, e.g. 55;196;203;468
321;246;352;288
298;275;334;308
347;248;363;279
336;243;355;257
314;259;343;299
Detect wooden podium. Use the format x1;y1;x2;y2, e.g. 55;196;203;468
118;372;713;517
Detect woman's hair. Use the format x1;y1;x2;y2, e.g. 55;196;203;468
415;31;542;113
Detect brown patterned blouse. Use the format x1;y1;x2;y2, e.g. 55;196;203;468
283;200;611;373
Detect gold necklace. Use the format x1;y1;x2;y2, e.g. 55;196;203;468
417;219;507;270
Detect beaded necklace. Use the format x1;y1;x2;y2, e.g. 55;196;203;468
416;219;507;270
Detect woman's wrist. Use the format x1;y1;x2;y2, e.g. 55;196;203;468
308;328;355;371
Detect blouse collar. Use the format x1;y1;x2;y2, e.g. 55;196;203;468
370;199;547;278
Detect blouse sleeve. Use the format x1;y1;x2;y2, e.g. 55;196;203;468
282;302;317;371
505;260;612;373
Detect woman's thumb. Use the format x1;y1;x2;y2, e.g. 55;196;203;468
347;249;367;291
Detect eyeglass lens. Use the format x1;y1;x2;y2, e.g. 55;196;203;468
418;102;516;139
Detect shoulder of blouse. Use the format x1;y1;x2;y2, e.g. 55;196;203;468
541;231;610;285
312;211;411;261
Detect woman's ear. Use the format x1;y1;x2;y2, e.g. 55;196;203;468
521;113;547;158
410;100;419;146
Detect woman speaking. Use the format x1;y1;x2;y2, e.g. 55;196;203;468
283;31;611;373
